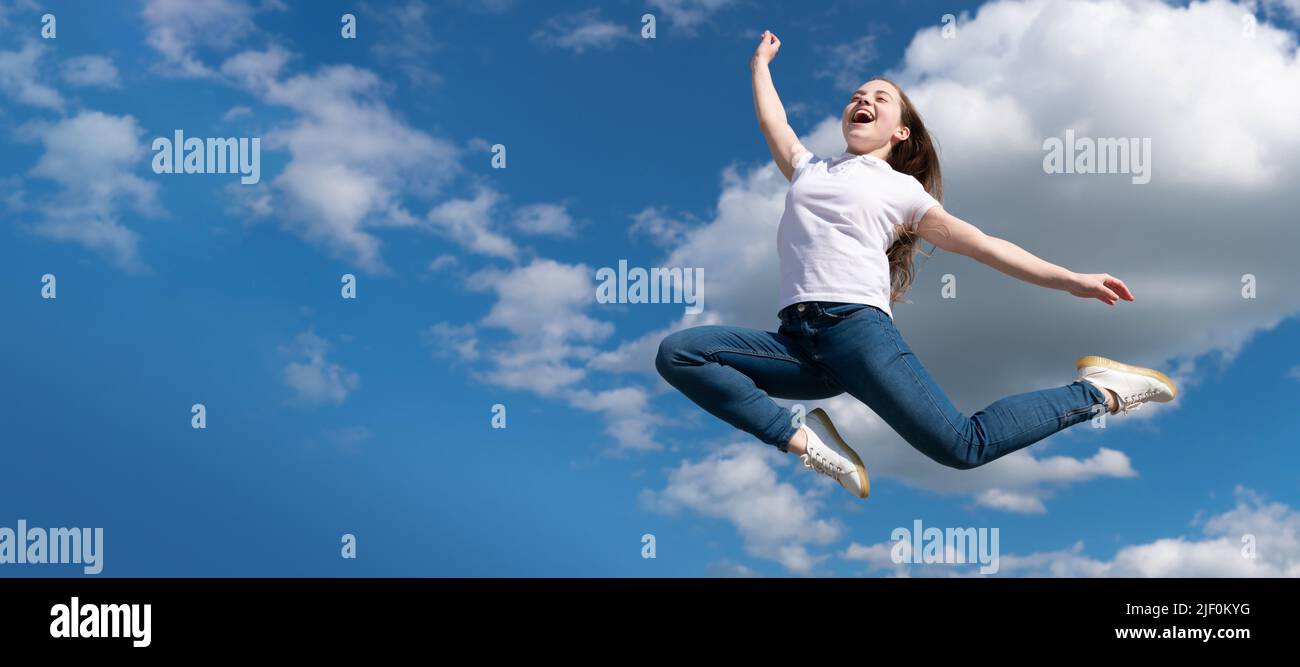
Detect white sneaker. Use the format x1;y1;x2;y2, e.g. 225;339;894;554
799;408;869;499
1076;356;1178;415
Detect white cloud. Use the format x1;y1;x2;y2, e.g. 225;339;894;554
473;259;612;343
222;105;253;121
324;425;374;453
282;330;360;406
568;386;661;452
532;9;635;54
141;0;260;77
19;111;161;271
705;560;762;577
840;541;905;575
1264;0;1300;19
469;259;611;393
423;322;480;362
59;55;121;88
647;0;735;33
222;49;461;271
816;33;882;91
838;486;1299;577
641;442;842;574
427;254;458;271
975;488;1047;514
433;259;664;452
895;0;1300;188
629;206;692;248
224;181;273;220
513;202;575;236
1001;486;1297;576
365;0;442;88
426;187;519;260
0;0;39;29
0;42;64;110
446;0;516;13
219;44;292;92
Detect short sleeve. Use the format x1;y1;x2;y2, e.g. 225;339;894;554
790;145;815;181
909;182;942;224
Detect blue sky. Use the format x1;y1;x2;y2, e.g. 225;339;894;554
2;0;1299;577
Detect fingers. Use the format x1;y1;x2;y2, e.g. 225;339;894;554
1105;275;1135;301
1099;285;1119;305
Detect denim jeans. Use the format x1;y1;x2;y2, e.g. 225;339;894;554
655;301;1109;469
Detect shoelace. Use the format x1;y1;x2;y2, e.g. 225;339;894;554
1118;388;1160;414
801;446;846;478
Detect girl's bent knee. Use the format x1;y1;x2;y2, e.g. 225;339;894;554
655;328;705;379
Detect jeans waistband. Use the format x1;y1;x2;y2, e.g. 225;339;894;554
779;301;850;324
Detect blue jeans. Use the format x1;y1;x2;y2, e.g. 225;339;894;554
655;301;1108;469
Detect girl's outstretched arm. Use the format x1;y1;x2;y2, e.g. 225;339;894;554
916;206;1135;306
751;30;806;182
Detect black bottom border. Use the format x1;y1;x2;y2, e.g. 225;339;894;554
1;577;1290;653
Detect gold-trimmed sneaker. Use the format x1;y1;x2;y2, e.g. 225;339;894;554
1076;356;1178;415
799;408;870;498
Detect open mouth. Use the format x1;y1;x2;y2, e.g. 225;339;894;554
850;107;875;125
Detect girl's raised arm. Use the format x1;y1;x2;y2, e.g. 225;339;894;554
751;30;806;182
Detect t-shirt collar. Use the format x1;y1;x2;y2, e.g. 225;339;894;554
836;150;887;167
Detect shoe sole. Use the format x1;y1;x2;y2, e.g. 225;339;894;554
1075;356;1178;400
808;408;870;499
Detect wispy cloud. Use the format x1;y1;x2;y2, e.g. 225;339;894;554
141;0;261;77
648;0;735;33
60;55;121;88
513;202;576;237
282;330;360;406
0;42;64;110
815;32;881;91
532;9;635;54
364;0;442;88
629;206;693;248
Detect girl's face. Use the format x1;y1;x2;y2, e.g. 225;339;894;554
841;79;909;155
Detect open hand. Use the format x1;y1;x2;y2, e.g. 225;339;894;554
1068;273;1134;306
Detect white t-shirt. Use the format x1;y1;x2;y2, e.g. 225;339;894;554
776;147;942;319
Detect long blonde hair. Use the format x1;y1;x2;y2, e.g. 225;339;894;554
874;77;943;305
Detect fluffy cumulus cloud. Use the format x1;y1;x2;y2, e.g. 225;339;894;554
841;486;1300;577
221;46;461;272
18;111;161;271
447;259;663;452
641;442;842;574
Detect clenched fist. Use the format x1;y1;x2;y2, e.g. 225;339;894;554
752;30;781;69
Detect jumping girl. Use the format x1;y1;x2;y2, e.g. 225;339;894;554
655;30;1178;499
